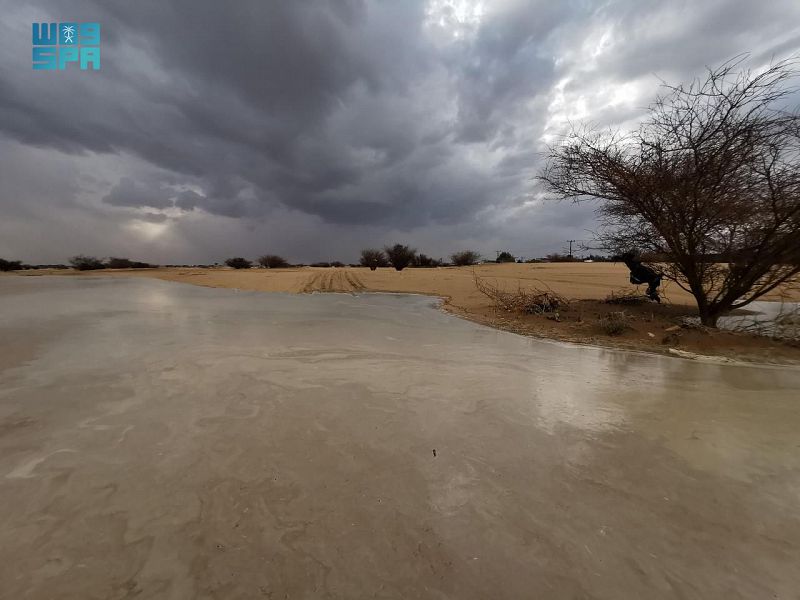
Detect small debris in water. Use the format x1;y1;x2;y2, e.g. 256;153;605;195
432;449;437;457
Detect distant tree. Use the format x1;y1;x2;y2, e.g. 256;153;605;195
224;257;252;269
258;255;290;268
106;257;134;269
360;248;388;270
545;253;579;263
311;262;332;267
540;57;800;326
105;257;155;269
415;253;443;267
69;255;105;271
0;258;23;271
496;251;515;263
330;261;345;268
384;244;416;271
450;250;481;266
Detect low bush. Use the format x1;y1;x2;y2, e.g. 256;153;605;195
0;258;23;271
258;255;290;268
106;257;155;269
224;257;252;269
69;255;105;271
415;254;443;268
598;311;630;336
545;253;579;263
474;276;566;314
451;250;481;266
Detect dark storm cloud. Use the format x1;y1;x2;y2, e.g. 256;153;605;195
103;177;172;209
174;190;204;211
452;2;567;143
1;0;558;228
1;0;799;262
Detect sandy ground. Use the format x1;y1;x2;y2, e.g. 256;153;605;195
2;276;800;599
43;262;797;304
12;263;800;362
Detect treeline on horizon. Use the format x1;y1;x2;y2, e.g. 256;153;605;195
214;247;612;271
0;255;158;271
0;248;614;272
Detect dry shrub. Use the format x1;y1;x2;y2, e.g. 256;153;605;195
775;310;800;340
225;257;252;269
451;250;481;266
259;255;290;268
598;311;630;336
474;275;567;314
604;289;649;306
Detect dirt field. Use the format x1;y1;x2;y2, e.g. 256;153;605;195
9;263;800;363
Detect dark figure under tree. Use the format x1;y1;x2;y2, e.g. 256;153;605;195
619;251;662;302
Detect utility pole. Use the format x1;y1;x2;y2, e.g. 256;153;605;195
567;240;576;258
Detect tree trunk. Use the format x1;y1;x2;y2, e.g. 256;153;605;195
699;311;719;327
700;297;735;328
689;284;719;328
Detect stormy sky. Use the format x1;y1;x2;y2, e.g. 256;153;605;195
1;1;798;264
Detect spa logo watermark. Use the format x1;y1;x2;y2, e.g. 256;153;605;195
32;22;100;70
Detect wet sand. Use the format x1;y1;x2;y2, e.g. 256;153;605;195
13;263;799;361
22;262;796;305
1;277;799;599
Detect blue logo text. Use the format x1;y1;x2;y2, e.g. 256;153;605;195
32;22;101;70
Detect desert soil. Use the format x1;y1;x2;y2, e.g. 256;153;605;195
9;263;800;363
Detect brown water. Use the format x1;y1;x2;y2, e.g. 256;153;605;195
1;277;799;599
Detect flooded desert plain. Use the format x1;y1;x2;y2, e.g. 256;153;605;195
1;276;799;599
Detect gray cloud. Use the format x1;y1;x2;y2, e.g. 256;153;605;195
1;0;799;263
103;177;172;209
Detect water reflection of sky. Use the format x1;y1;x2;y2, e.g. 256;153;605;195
720;300;800;338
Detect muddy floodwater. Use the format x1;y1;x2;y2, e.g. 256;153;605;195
1;277;799;599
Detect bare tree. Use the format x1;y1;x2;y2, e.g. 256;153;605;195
359;248;388;270
69;255;105;271
414;253;443;267
540;57;800;326
258;255;290;268
384;244;416;271
451;250;481;266
224;257;252;269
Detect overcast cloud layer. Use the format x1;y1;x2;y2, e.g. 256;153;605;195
1;0;799;264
